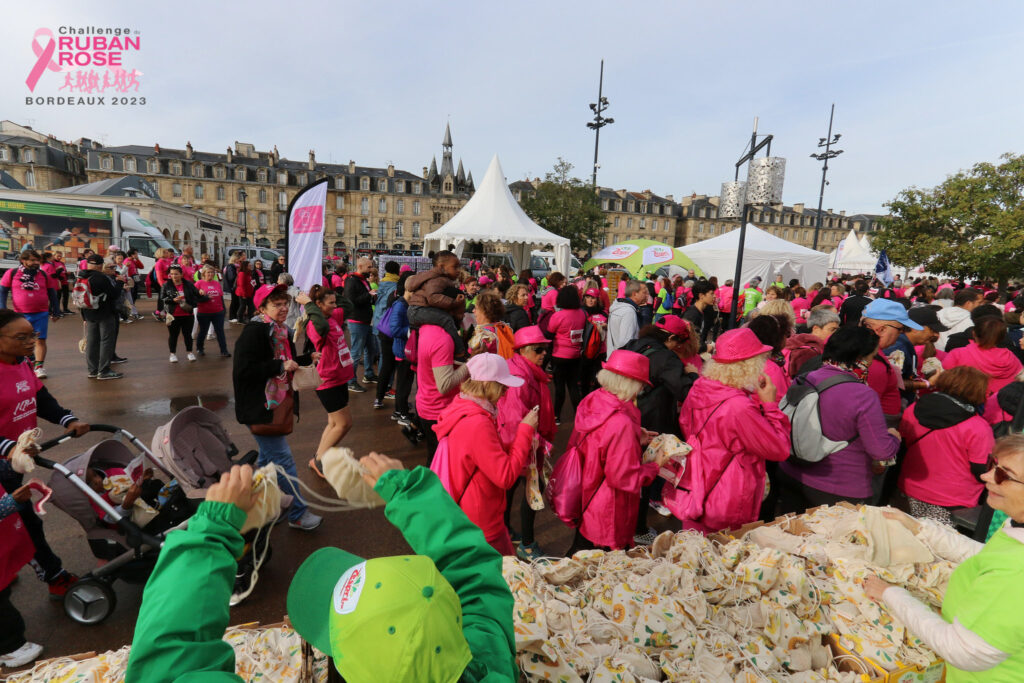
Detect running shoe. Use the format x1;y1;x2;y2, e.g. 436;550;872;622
384;389;396;401
169;353;179;363
632;529;658;547
187;352;197;362
361;375;379;384
348;382;366;393
96;371;124;380
33;365;47;379
649;500;672;517
0;642;43;668
47;571;78;600
111;356;128;364
288;511;323;531
372;399;384;409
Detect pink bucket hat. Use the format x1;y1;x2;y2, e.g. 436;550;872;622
513;326;549;350
466;353;524;387
478;275;494;285
253;283;289;310
655;315;691;339
399;264;413;273
601;349;652;386
713;328;771;363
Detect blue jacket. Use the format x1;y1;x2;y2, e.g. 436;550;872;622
390;298;410;359
372;277;399;327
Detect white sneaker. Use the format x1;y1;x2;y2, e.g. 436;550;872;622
169;353;179;363
187;352;197;362
0;641;43;668
33;365;47;379
229;318;239;324
207;332;215;340
288;510;323;531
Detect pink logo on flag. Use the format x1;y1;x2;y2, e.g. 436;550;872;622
26;28;64;92
292;206;324;234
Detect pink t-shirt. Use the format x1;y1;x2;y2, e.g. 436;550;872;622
541;288;558;312
415;324;458;420
899;409;993;508
307;309;354;389
170;283;190;316
194;280;225;314
154;258;172;285
0;360;43;438
1;267;56;313
791;296;809;322
548;309;586;359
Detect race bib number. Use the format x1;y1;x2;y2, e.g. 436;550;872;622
569;329;584;344
338;344;353;367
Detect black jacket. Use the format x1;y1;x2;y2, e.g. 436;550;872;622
269;262;285;283
840;295;872;326
232;320;312;425
504;304;533;332
160;280;208;314
623;336;698;435
343;272;373;323
682;304;717;353
81;270;124;322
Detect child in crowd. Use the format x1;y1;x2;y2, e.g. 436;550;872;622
404;250;468;360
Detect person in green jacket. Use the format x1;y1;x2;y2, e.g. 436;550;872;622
126;456;518;683
741;276;763;315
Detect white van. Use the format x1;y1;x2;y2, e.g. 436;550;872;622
529;250;582;278
224;245;284;265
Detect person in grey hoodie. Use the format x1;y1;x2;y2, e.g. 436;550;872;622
936;288;982;351
606;281;646;352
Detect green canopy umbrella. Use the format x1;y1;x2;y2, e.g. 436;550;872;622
582;239;703;278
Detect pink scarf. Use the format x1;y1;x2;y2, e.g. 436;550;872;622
257;313;293;409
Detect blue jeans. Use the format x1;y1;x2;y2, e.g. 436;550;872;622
252;434;307;521
347;321;375;382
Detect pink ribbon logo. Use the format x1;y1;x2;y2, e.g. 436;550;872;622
26;28;63;92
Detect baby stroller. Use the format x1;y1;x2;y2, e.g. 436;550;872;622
36;407;261;625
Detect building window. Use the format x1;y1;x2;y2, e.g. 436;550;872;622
378;198;387;213
360;197;369;215
258;188;266;203
698;223;704;234
396;199;404;215
148;159;159;173
664;223;670;232
24;170;35;187
216;186;226;201
375;179;385;192
396;180;405;193
298;173;307;185
22;149;34;163
335;176;345;190
0;147;8;161
101;156;113;170
259;212;268;228
257;169;267;183
335;217;345;234
412;200;421;216
172;182;182;197
217;209;226;219
214;166;225;179
651;220;657;231
412;222;420;237
170;162;181;175
378;219;387;239
614;217;620;227
237;188;246;201
238;210;246;225
278;191;288;209
804;230;809;240
358;241;370;250
235;168;246;181
639;218;646;229
335;195;345;210
627;201;634;212
194;184;204;199
413;182;421;195
627;218;633;228
360;177;369;191
278;214;286;229
443;181;452;193
432;212;442;224
360;219;370;236
601;198;609;210
641;202;648;214
275;171;286;185
395;220;403;237
124;157;136;172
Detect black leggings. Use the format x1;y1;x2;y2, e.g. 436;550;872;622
504;476;545;545
394;359;413;415
0;586;26;654
551;356;581;420
168;314;194;353
236;297;255;322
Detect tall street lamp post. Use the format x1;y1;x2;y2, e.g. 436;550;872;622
239;189;249;243
587;59;614;257
810;104;843;250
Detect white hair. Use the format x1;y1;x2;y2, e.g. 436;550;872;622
597;369;644;402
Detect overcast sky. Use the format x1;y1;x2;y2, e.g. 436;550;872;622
3;1;1022;214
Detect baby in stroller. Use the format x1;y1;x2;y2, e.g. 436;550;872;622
84;463;181;532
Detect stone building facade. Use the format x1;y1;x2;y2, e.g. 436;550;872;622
0;120;88;191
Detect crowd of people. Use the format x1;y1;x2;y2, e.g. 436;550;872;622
3;246;1024;680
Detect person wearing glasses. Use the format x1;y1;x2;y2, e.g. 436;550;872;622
498;326;556;560
865;434;1024;681
860;299;923;428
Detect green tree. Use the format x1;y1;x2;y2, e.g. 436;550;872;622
519;158;607;256
874;153;1024;292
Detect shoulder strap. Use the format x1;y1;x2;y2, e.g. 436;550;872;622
812;373;862;393
906;428;936;451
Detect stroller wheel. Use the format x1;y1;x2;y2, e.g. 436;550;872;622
64;578;117;625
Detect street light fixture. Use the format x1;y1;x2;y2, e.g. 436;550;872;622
586;59;614;256
810;103;843;250
239;189;248;243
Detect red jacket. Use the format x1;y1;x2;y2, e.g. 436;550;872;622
234;271;254;298
571;388;658;549
435;396;534;542
0;483;34;589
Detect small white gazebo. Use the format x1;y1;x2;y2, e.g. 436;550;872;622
422;155;572;273
832;229;877;272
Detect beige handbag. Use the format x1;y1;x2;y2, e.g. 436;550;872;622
291;364;322;391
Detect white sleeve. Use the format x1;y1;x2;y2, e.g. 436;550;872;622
915;518;984;563
882;586;1007;672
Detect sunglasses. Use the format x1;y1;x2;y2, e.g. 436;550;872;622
526;345;549;354
988;457;1024;486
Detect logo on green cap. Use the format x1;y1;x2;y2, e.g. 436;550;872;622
332;561;367;615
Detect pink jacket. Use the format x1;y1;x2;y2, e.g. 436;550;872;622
435;396;535;543
763;357;791;397
663;376;790;533
571;388;658;549
548;309;586;359
497;353;556;445
944;342;1023;424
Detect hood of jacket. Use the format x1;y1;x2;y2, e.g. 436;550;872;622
686;375;748;408
609;298;638;315
955;341;1022;379
574;387;636;435
434;395;493;440
913;391;976;429
937;306;971;329
784;333;825;353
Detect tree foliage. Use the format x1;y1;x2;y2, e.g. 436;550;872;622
519;158;607;256
873;153;1024;288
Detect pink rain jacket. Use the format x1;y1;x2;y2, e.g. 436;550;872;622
664;376;790;533
944;342;1024;424
571;388;658;549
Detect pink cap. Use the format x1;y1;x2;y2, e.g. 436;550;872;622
713;328;771;363
584;288;600;298
254;283;289;310
655;315;691;339
399;264;413;273
466;353;524;387
601;349;652;386
478;275;494;285
513;325;549;350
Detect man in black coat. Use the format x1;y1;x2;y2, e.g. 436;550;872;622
342;257;378;387
82;254;125;380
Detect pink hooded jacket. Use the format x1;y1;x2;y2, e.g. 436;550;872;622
571;388;658;549
944;342;1024;424
663;376;791;533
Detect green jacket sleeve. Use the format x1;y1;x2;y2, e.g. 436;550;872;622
125;501;246;683
375;467;518;682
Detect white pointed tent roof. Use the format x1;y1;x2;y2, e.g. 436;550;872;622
422;155;571;273
833;229;876;271
678;223;829;285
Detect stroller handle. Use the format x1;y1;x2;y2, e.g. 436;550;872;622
33;424;130;469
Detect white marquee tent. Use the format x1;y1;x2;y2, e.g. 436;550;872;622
831;229;877;272
678;223;829;285
422;155;571;273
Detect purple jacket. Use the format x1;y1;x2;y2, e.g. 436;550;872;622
779;365;900;498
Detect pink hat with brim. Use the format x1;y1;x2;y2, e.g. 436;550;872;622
584;288;600;298
478;276;494;285
655;315;691;339
399;264;413;273
601;349;652;386
254;283;289;310
513;325;549;350
466;352;524;387
713;328;771;363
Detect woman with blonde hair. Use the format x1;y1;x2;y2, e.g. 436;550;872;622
662;328;791;533
503;283;534;331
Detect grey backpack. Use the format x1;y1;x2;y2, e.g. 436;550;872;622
779;373;860;462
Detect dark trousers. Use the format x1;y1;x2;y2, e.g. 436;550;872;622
197;311;228;353
0;467;63;583
85;312;118;375
60;284;70;312
504;477;544;545
228;293;241;320
236;297;255;322
394;360;413;415
579;356;603;397
0;586;26;654
167;314;195;353
775;467;868;516
636;479;665;534
375;332;396;401
419;417;438;466
551;356;581;420
566;529;610;557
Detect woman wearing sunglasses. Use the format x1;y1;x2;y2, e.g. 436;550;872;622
865;434;1024;681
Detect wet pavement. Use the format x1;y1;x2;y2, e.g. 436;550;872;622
7;298;680;671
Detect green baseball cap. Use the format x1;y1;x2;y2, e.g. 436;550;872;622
287;547;472;682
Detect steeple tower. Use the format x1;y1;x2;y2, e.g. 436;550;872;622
439;123;455;179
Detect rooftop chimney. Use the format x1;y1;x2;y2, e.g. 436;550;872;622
387;164;394;178
422;166;428;178
271;146;279;165
308;150;315;171
154;143;160;154
348;160;355;174
185;141;193;159
226;147;233;164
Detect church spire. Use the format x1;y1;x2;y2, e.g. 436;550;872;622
442;122;453;148
456;159;466;186
439;122;455;179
